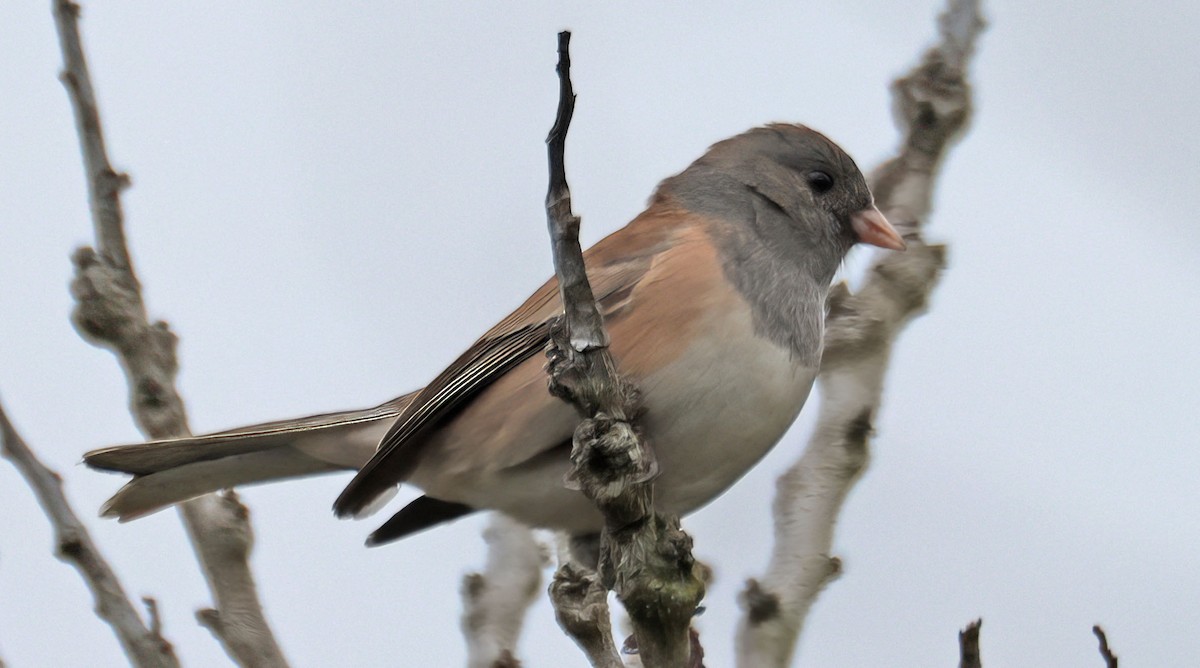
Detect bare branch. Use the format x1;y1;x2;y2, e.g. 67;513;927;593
185;491;287;667
735;1;984;664
937;0;986;70
51;1;288;665
544;32;605;354
549;561;624;668
542;31;704;668
461;515;547;668
50;1;131;273
959;619;982;668
1093;626;1118;668
0;399;179;668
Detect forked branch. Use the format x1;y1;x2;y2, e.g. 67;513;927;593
0;400;179;668
52;1;288;665
542;31;705;668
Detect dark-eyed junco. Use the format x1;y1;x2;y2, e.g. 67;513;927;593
86;124;903;546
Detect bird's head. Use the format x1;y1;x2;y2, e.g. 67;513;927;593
668;123;905;262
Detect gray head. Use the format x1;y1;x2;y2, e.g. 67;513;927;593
659;123;904;362
662;123;903;275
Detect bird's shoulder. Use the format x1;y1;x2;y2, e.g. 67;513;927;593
479;199;709;341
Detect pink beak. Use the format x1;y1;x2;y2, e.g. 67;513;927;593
851;207;906;251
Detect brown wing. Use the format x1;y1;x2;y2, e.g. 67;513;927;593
332;215;679;518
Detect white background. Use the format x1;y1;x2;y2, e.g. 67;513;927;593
2;1;1198;666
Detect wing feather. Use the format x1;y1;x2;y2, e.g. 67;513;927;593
332;220;679;517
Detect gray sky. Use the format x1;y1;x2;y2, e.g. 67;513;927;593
2;1;1198;666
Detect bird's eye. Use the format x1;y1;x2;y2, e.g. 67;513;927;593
807;171;834;194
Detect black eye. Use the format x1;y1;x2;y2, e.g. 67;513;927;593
807;170;834;194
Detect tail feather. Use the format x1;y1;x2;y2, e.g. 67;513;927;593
102;448;343;521
85;397;411;475
365;496;476;546
85;394;416;520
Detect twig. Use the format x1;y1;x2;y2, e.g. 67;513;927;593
541;31;704;668
549;561;624;668
959;619;982;668
461;514;547;668
734;1;984;665
0;399;179;668
51;1;288;665
142;597;165;637
1093;625;1118;668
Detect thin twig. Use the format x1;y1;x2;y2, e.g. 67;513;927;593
0;399;179;668
959;619;982;668
542;31;704;668
544;32;606;354
1093;625;1118;668
51;1;288;665
142;597;164;638
734;0;985;665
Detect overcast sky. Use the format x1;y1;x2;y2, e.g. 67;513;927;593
2;1;1198;666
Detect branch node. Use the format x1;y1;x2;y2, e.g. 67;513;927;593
195;608;222;634
740;579;781;625
842;409;875;457
549;562;622;666
489;650;521;668
57;534;85;559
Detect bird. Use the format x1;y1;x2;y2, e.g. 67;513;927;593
85;123;904;547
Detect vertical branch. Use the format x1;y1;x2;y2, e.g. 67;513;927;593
1;400;179;668
51;1;131;274
959;619;983;668
461;515;546;668
734;1;984;665
543;32;607;354
51;2;289;665
541;31;704;668
1092;626;1118;668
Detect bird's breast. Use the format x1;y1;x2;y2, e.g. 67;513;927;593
633;284;818;516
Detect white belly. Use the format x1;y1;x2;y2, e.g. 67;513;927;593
641;305;817;516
